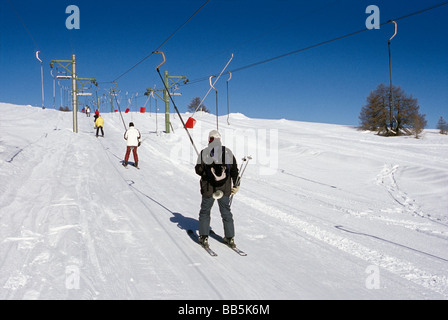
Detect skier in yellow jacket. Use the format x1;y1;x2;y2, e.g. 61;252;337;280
95;115;104;137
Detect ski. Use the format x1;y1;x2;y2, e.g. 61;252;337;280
187;230;218;257
227;246;247;256
203;246;218;257
121;162;139;169
210;230;247;256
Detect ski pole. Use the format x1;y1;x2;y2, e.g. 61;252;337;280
230;155;252;206
236;155;252;186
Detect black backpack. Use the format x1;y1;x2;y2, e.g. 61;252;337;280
203;146;230;187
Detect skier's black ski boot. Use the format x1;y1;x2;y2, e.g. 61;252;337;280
224;237;236;249
199;235;210;248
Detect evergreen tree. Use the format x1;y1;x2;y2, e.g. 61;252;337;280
437;116;448;134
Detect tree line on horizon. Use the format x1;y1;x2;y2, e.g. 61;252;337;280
186;87;446;138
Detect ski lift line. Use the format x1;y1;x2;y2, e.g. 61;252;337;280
51;69;56;109
388;21;398;43
35;51;43;64
7;0;44;57
180;24;382;84
141;94;151;109
154;51;166;71
209;76;219;131
153;51;199;156
36;51;45;109
112;88;128;131
156;68;199;156
209;76;217;92
388;20;398;131
182;1;448;86
390;0;448;23
227;72;233;82
111;0;210;83
191;27;371;83
227;72;232;125
191;53;234;117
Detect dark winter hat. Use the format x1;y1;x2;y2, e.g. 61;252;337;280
129;122;134;127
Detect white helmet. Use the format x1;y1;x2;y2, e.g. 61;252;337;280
208;130;221;143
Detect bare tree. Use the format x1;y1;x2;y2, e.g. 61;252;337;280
359;83;426;137
359;84;388;132
411;112;427;139
187;97;209;113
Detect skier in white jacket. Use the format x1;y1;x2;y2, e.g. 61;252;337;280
123;122;142;168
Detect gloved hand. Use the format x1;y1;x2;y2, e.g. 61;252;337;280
231;186;239;195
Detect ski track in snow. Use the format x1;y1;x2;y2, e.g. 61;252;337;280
1;103;447;299
375;164;446;226
240;194;448;297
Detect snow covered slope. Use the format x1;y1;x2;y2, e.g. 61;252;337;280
1;102;447;300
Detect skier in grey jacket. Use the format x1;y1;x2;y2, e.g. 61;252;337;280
195;130;239;248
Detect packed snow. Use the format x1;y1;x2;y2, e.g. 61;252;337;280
0;102;447;300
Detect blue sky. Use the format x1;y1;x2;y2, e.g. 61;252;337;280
1;0;447;127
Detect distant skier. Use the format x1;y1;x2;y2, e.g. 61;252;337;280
195;130;239;248
123;122;141;168
86;106;91;117
93;110;99;126
95;114;104;137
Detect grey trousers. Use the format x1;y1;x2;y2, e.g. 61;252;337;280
199;196;235;239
